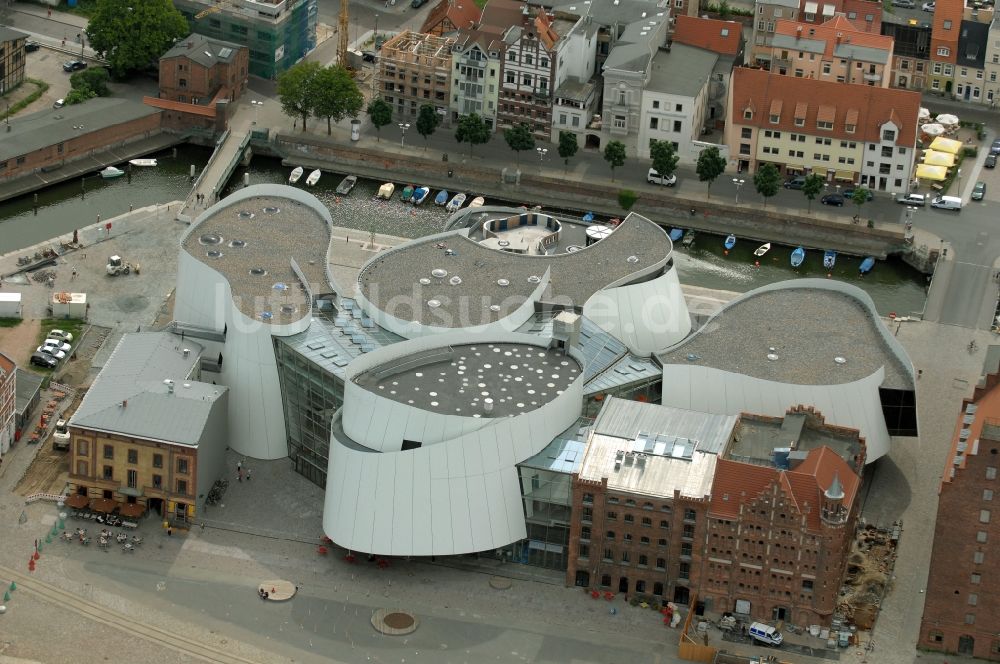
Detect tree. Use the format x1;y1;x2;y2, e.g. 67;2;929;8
277;61;323;132
65;88;97;106
86;0;188;77
695;146;727;198
557;131;578;173
70;68;111;98
802;174;824;212
416;104;440;150
618;189;639;212
455;113;491;156
851;186;871;221
604;140;627;182
367;98;392;142
649;140;679;184
753;163;780;208
313;65;363;135
503;123;535;166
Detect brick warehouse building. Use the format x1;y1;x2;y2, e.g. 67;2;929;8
919;360;1000;660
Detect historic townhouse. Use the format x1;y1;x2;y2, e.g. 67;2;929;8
797;0;882;32
882;13;931;91
953;20;989;103
766;16;894;87
450;30;504;128
986;14;1000;106
929;0;964;94
0;27;27;95
421;0;481;37
750;0;801;66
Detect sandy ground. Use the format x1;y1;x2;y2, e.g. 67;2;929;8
0;318;41;367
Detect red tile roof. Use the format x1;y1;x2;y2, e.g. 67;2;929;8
731;67;921;146
479;0;527;33
931;0;963;63
672;16;743;56
773;15;893;59
710;447;860;531
420;0;481;35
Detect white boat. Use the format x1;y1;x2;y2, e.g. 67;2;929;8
469;196;485;208
306;169;322;186
100;166;125;179
377;182;395;199
446;193;467;212
288;167;304;184
129;158;157;167
753;242;771;257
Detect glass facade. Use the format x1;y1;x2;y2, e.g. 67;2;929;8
273;337;343;487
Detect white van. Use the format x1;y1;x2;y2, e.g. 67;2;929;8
647;168;677;186
748;622;784;646
931;195;962;211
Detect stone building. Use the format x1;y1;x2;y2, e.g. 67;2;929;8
378;31;456;124
919;358;1000;660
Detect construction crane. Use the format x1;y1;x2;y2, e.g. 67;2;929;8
195;0;231;20
338;0;350;67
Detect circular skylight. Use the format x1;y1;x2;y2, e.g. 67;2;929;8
419;277;431;285
260;311;273;320
432;268;448;278
238;211;255;220
767;353;779;361
627;255;639;263
199;233;223;245
566;245;582;253
449;276;463;286
273;283;288;291
498;240;510;247
280;305;296;314
229;239;246;248
497;278;510;287
249;267;267;276
834;356;847;364
263;206;280;214
489;304;501;312
206;250;222;259
427;299;442;308
528;275;541;284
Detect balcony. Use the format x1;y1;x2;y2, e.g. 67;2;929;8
864;73;881;82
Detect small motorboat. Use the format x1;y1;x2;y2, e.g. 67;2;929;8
434;190;449;206
582;211;595;222
335;174;357;195
754;243;771;257
288;167;304;184
859;256;876;274
791;246;806;268
306;169;322;187
128;158;157;167
446;193;467;212
669;228;684;242
681;230;696;247
469;196;485;208
724;234;736;250
377;182;395;200
823;250;837;270
400;185;414;202
100;166;125;179
411;186;430;205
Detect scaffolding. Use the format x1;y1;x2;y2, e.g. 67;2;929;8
376;30;456;123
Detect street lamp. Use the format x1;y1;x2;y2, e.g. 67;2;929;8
536;147;548;164
957;168;963;197
251;100;263;125
732;178;745;204
374;14;379;47
398;123;410;147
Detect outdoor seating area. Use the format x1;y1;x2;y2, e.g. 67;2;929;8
62;526;143;552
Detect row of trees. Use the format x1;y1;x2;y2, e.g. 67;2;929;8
751;166;871;216
277;62;364;134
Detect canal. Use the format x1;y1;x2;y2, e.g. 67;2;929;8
0;148;928;316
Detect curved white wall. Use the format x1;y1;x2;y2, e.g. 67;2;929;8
324;333;586;556
583;267;691;356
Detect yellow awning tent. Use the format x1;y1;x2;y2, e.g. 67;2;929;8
928;136;963;154
922;150;956;167
915;163;948;181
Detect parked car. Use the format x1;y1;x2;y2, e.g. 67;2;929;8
990;140;1000;155
748;622;784;646
821;193;845;206
25;41;41;53
37;345;66;361
30;352;57;368
891;0;916;7
646;168;677;186
843;188;874;201
53;98;65;109
48;329;74;342
410;0;428;7
43;338;72;353
972;181;986;200
921;1;935;10
895;192;927;206
986;154;997;168
63;59;87;72
783;176;807;190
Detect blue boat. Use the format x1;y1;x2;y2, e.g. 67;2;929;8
791;246;806;268
411;186;430;205
724;234;736;250
434;189;449;206
582;211;595;222
823;250;837;269
859;256;875;274
669;228;684;242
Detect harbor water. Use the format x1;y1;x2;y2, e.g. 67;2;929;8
0;149;928;316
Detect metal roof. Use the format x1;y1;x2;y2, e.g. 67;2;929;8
592;396;737;454
584;353;660;395
15;368;43;416
519;416;593;473
0;27;28;44
70;332;225;446
517;312;628;382
0;98;161;163
279;306;403;379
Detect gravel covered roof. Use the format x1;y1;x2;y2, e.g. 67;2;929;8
182;195;330;324
357;212;671;328
659;288;911;388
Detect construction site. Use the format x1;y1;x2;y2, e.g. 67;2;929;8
376;31;456;124
839;520;902;634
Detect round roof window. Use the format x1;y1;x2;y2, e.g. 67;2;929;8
431;268;448;278
263;206;280;214
527;275;541;284
206;250;223;259
199;233;223;245
249;267;267;276
419;277;431;285
427;299;442;308
229;239;246;248
238;211;255;220
497;278;510;287
273;283;288;291
449;276;462;286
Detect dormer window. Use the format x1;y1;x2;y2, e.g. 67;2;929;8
744;109;753;120
770;113;780;123
846;124;856;133
882;129;896;141
795;116;805;126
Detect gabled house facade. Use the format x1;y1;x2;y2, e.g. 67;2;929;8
450;30;504;128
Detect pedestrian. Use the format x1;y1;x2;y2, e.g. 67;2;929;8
167;526;172;537
237;460;242;473
238;467;244;482
918;369;923;379
246;468;252;481
71;268;77;280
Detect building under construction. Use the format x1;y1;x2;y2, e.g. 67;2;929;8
172;0;318;79
377;31;456;125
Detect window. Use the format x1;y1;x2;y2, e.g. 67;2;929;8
981;510;991;523
177;479;188;495
521;74;532;86
660;520;669;529
679;562;690;579
508;52;516;62
606;530;616;540
744;109;753;120
127;469;137;489
972;573;982;584
152;474;162;489
974;551;985;563
846;124;856;134
881;146;893;157
603;548;613;561
103;465;113;480
943;19;952;29
802;579;814;591
541;58;549;67
794;116;804;127
77;440;89;456
680;543;692;557
817;120;833;130
966;613;976;625
740;143;751;155
933;62;942;75
624;514;634;524
882;129;896;141
580;526;591;541
583;492;594;504
614;115;625;129
929;630;944;643
977;531;988;543
76;460;87;476
683;524;695;539
607;511;618;520
621;551;630;563
652;100;660;109
741;127;752;139
579;544;589;559
179;78;187;88
937;47;950;57
642;517;652;527
524;54;533;65
582;507;593;522
985;489;994;501
769;113;780;124
640;536;650;545
658;538;667;547
656;557;666;569
649;117;659;130
505;72;515;84
673;120;682;132
988;467;998;480
684;509;696;521
103;445;114;460
970;593;979;606
178;458;189;475
127;449;138;464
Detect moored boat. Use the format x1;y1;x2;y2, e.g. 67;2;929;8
823;250;837;269
288;167;304;184
335;174;357;195
669;228;684;242
754;242;771;257
377;182;395;199
859;256;875;274
446;193;467;212
100;166;125;179
724;234;736;250
582;211;595;222
791;246;806;267
400;185;414;202
129;158;157;167
306;169;322;187
411;186;430;205
469;196;485;208
434;189;449;206
681;230;696;247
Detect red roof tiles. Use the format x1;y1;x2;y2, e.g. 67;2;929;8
420;0;481;35
672;16;743;56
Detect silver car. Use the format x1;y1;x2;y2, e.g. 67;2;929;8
43;338;72;353
37;345;66;361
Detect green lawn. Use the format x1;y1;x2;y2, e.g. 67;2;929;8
0;318;22;328
37;318;86;348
